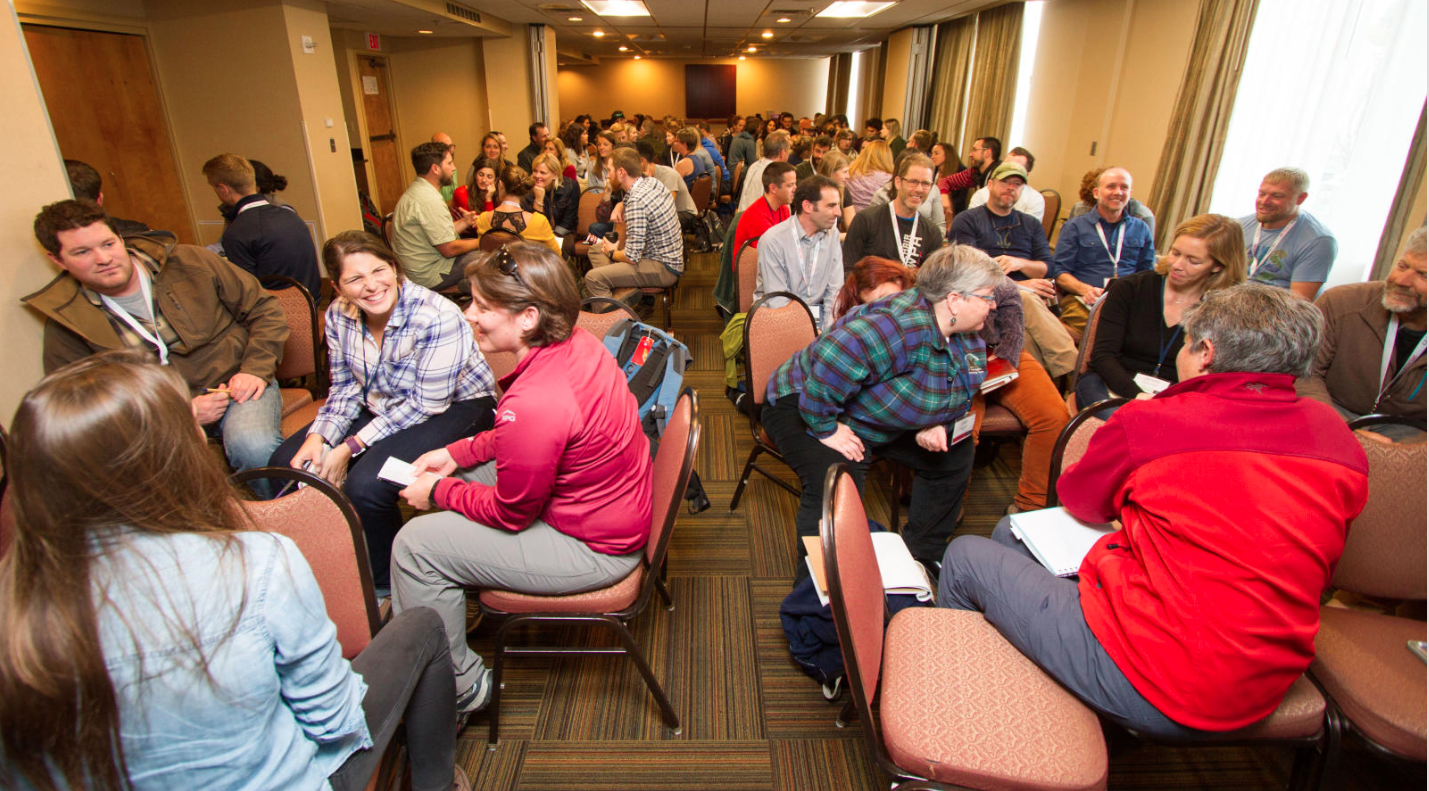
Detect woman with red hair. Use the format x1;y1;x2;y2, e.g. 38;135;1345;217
833;256;915;321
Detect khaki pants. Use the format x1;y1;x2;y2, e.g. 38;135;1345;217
1022;291;1078;379
1058;293;1091;334
584;250;679;298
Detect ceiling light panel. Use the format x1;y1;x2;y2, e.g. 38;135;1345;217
580;0;651;17
816;1;896;19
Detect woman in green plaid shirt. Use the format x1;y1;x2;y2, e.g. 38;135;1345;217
764;245;1004;575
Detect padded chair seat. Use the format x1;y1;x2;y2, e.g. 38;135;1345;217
479;565;644;614
280;387;314;417
981;404;1025;435
1311;606;1428;760
574;241;591;256
281;398;325;439
1209;675;1325;741
880;607;1108;791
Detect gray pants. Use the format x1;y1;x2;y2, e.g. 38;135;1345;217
584;251;679;298
390;461;643;695
937;519;1207;739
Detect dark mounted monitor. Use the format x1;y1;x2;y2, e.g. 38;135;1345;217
685;64;736;119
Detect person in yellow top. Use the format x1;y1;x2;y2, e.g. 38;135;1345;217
473;165;561;256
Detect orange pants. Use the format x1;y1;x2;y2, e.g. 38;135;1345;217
971;350;1070;511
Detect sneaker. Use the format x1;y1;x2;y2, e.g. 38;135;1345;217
918;558;942;587
454;668;494;730
821;676;843;702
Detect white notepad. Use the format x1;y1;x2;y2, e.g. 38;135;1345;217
803;533;935;607
376;457;418;487
1009;507;1118;577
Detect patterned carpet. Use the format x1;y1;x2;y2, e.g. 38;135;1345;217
437;246;1420;791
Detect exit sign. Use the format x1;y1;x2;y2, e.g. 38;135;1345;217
366;32;380;50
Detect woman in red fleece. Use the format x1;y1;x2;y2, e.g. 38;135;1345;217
389;242;653;720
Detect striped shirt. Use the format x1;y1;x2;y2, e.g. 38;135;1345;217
767;288;987;445
623;175;685;274
310;282;494;447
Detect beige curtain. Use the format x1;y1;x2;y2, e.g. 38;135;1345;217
926;17;976;151
1145;0;1260;251
961;2;1023;150
827;54;852;117
1371;102;1427;280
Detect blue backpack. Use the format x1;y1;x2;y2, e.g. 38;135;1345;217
602;319;692;438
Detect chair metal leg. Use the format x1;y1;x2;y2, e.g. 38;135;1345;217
835;699;856;728
729;444;765;510
655;576;674;610
603;616;681;733
486;618;516;749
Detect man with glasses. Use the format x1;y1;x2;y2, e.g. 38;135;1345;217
842;153;944;273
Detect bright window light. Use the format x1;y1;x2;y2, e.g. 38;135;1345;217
846;49;863;121
817;2;896;20
1207;0;1427;289
580;0;651;17
1007;1;1043;150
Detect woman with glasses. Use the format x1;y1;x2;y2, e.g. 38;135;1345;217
388;243;653;722
272;231;496;591
764;245;1004;577
0;352;471;791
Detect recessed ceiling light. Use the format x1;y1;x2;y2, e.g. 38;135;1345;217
776;17;791;22
761;30;774;38
747;46;757;52
417;29;434;34
738;55;746;60
816;1;896;18
592;29;605;36
580;0;651;17
633;54;641;59
618;45;628;50
568;15;583;21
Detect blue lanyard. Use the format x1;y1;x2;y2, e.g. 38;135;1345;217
1156;324;1183;375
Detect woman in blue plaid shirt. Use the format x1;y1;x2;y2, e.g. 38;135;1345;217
763;245;1004;577
272;231;497;589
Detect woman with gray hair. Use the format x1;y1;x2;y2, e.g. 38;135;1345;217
763;244;1004;576
937;281;1369;739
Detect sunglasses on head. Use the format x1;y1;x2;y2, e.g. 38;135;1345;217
495;247;527;289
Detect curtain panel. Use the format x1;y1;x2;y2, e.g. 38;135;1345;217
961;2;1023;150
1371;102;1427;281
926;16;976;151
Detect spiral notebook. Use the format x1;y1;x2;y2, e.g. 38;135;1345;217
1008;507;1118;577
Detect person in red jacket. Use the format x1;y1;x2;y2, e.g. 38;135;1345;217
936;283;1369;737
390;242;653;722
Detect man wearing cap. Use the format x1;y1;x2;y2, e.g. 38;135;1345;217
1239;167;1337;300
947;162;1051;283
1051;167;1156;332
968;147;1045;222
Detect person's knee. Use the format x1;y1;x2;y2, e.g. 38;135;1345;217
990;518;1018;548
223;427;281;471
344;469;395;511
936;535;987;608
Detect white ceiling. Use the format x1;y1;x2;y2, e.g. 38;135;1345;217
325;0;1004;60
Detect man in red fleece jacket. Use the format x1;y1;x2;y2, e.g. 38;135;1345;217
937;283;1368;738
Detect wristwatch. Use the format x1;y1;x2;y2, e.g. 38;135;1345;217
344;436;366;457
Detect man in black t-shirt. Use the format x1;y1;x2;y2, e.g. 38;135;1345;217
841;153;943;274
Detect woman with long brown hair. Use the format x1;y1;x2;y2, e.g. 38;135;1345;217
0;352;469;791
844;139;895;213
472;165;561;254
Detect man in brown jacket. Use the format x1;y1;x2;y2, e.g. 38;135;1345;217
1297;227;1425;439
25;199;290;483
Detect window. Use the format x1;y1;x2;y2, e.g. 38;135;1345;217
1207;0;1427;289
846;49;863;122
1007;1;1044;148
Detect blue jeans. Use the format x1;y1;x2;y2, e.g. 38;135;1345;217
270;398;496;587
213;381;283;497
1073;372;1127;420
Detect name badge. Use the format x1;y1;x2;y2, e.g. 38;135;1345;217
1133;373;1171;394
950;412;976;446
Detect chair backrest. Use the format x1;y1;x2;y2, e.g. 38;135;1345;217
713;164;723;191
479;229;520;252
262;276;322;383
1046;398;1130;507
690;174;713;214
732;161;745;202
231;467;381;659
577;298;640;338
577;188;605;237
643;389;701;568
743;292;818;410
381;212;394;247
736;240;761;314
821;464;886;745
1071;294;1109;383
1331;434;1427;599
1040;188;1061;239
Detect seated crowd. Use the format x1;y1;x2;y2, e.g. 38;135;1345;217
1;106;1421;789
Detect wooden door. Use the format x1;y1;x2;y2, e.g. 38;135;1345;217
23;25;195;244
358;55;404;216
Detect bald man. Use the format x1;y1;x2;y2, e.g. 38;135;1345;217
432;132;456;203
1050;167;1156;332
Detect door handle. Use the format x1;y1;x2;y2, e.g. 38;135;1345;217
370;132;396;142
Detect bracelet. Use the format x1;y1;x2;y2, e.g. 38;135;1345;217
427;477;442;507
344;436;365;457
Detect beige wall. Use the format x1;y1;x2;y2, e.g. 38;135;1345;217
557;57;830;122
880;28;915;129
0;3;73;421
1019;0;1198;237
484;26;539;143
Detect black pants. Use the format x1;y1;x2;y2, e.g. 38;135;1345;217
761;398;975;565
329;607;457;791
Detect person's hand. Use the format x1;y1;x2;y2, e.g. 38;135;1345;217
1020;278;1056;300
916;425;949;452
1134;392;1155;401
318;442;352;486
1358;429;1395;445
289;434;328;473
818;423;865;461
453;206;475;231
1080;286;1105;305
411;447;459;477
532;184;545;205
227;372;267;404
996;255;1027;275
192;392;230;425
610;203;625;224
400;472;443;510
600;238;618;256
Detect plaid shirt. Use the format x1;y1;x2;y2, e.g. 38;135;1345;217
624;175;685;274
310;282;494;447
767;289;987;445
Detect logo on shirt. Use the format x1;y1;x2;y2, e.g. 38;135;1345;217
499;409;517;423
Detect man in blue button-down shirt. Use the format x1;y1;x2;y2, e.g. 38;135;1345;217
1052;167;1156;332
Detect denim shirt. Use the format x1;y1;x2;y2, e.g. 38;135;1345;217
78;530;371;791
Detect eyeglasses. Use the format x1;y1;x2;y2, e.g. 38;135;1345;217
495;247;527;289
900;178;933;190
958;291;997;305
